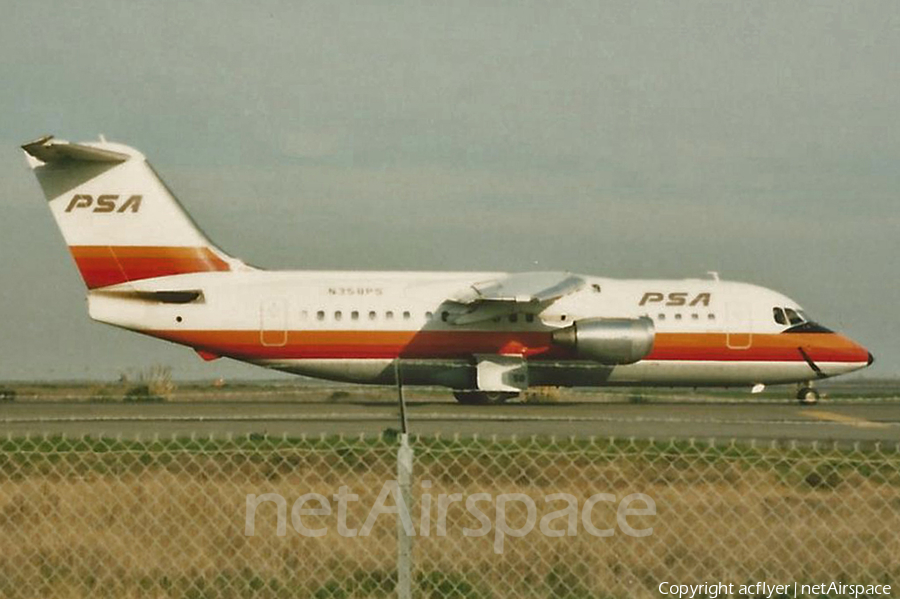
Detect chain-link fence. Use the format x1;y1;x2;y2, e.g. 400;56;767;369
0;433;898;598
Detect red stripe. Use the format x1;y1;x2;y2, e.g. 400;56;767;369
70;246;230;289
147;329;870;364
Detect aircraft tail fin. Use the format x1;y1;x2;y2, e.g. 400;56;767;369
22;135;245;289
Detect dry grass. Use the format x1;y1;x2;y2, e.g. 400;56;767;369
522;386;563;404
0;437;897;598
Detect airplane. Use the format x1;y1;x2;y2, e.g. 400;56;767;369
21;135;874;405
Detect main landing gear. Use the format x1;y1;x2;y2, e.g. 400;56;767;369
796;385;820;405
453;391;519;405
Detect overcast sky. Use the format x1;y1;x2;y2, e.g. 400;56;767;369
1;1;897;380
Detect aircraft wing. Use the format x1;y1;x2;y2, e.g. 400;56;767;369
448;272;585;325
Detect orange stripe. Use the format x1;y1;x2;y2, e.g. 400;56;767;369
650;332;867;363
147;329;870;364
70;246;230;289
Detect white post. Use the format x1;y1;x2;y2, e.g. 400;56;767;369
397;432;413;599
395;359;413;599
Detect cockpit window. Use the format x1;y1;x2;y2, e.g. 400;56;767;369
773;307;787;325
774;306;811;327
784;308;804;325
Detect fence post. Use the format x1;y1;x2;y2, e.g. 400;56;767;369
397;432;413;599
395;359;413;599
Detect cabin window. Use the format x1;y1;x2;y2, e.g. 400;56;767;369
403;311;411;320
334;311;342;321
691;313;699;320
674;313;682;320
299;310;308;320
386;311;394;320
658;314;666;320
509;314;518;323
368;311;377;320
317;310;325;321
351;311;359;321
708;314;716;320
525;314;535;323
441;311;449;322
425;311;433;321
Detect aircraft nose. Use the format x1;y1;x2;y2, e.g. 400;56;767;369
868;352;875;366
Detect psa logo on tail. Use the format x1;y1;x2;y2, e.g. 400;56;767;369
65;194;142;213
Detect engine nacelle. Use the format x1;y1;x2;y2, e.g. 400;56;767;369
551;317;655;365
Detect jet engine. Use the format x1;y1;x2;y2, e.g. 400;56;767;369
551;317;655;364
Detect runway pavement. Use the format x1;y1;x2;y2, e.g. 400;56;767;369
1;399;899;445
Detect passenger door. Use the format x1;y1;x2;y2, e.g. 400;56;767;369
725;302;753;350
260;298;288;347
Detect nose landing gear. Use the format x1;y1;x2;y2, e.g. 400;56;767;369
796;384;820;405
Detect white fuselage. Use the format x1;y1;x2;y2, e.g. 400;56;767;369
87;270;871;389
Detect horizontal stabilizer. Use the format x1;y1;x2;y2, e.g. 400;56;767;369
22;136;130;166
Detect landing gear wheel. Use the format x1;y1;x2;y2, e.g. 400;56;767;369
453;391;519;405
797;387;820;405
